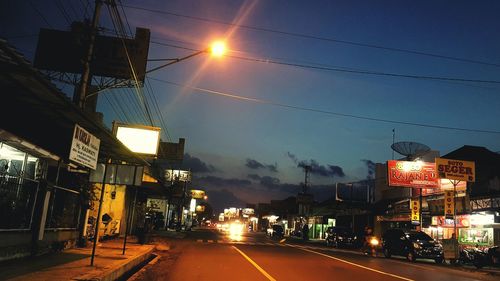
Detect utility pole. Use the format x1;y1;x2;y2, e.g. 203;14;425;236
74;0;104;109
303;165;310;194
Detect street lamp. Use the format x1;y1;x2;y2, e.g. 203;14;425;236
85;40;227;100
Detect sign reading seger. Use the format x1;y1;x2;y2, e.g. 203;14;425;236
435;158;475;182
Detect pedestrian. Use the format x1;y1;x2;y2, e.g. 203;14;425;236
302;224;309;241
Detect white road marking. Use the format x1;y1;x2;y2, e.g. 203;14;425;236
287;244;415;281
232;246;277;281
196;239;203;243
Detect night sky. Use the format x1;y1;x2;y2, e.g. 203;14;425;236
2;0;500;213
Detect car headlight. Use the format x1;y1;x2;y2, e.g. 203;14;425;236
413;242;422;250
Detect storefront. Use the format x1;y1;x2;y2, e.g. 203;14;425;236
425;213;499;246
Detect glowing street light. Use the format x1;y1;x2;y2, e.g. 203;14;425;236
86;40;228;99
210;41;226;57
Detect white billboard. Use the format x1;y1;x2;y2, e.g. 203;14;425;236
112;122;160;156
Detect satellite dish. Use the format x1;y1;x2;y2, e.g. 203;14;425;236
391;141;430;160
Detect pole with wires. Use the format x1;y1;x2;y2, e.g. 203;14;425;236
74;0;103;109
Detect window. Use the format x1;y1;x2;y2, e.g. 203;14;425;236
0;142;40;230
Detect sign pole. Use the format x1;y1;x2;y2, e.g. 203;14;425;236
122;166;138;255
419;188;423;228
90;163;107;266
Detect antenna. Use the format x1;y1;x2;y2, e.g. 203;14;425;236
391;141;430;161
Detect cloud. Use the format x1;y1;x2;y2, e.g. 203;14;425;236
298;159;345;178
206;189;246;214
194;175;252;186
287;152;345;178
183;153;216;173
247;174;261;181
361;159;376;180
287;152;298;164
245;158;278;172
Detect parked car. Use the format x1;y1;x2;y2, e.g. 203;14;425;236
325;226;359;248
267;224;284;239
382;229;444;263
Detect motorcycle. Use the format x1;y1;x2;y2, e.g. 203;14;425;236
456;246;488;269
363;236;380;257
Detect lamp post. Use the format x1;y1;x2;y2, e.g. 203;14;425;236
85;41;227;101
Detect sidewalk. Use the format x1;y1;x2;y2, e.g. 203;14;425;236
0;237;155;281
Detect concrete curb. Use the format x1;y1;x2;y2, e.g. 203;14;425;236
127;254;161;281
73;246;155;281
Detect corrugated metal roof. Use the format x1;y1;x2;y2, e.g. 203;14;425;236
0;38;149;167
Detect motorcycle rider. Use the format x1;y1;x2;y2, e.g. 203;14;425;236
361;226;375;255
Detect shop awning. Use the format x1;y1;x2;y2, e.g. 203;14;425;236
0;39;148;167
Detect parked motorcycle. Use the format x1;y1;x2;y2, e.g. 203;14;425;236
456;246;488;269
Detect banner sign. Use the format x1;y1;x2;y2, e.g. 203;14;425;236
411;199;420;223
421;179;466;196
164;169;191;182
69;124;100;170
387;160;439;188
435;158;475;182
432;215;470;228
444;190;455;219
190;189;206;199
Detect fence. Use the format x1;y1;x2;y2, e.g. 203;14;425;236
45;185;81;229
0;175;38;231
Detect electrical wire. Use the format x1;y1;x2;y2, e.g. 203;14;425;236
121;3;500;68
149;40;500;85
53;0;73;25
147;76;500;135
107;3;155;126
25;0;53;28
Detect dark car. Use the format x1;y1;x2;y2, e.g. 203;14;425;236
325;227;359;248
382;229;444;263
267;224;284;239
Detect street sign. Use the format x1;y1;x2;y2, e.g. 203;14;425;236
69;124;100;170
411;199;420;223
435;158;475;182
444;190;455;219
387;160;439;188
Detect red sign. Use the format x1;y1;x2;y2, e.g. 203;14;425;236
432;215;470;228
387;160;439;189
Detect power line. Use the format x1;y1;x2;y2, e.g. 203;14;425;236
147;76;500;135
25;0;53;28
121;4;500;68
53;0;73;25
149;40;500;85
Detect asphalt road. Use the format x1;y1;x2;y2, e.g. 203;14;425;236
133;228;499;281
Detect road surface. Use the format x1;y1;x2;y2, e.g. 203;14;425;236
132;228;498;281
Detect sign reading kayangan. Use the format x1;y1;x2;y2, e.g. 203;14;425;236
69;124;100;170
435;158;475;182
387;160;439;188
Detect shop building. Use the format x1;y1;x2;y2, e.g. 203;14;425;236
0;39;148;261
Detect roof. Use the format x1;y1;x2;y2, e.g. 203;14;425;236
443;145;500;166
0;38;148;166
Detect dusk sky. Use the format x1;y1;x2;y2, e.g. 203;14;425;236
2;0;500;212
